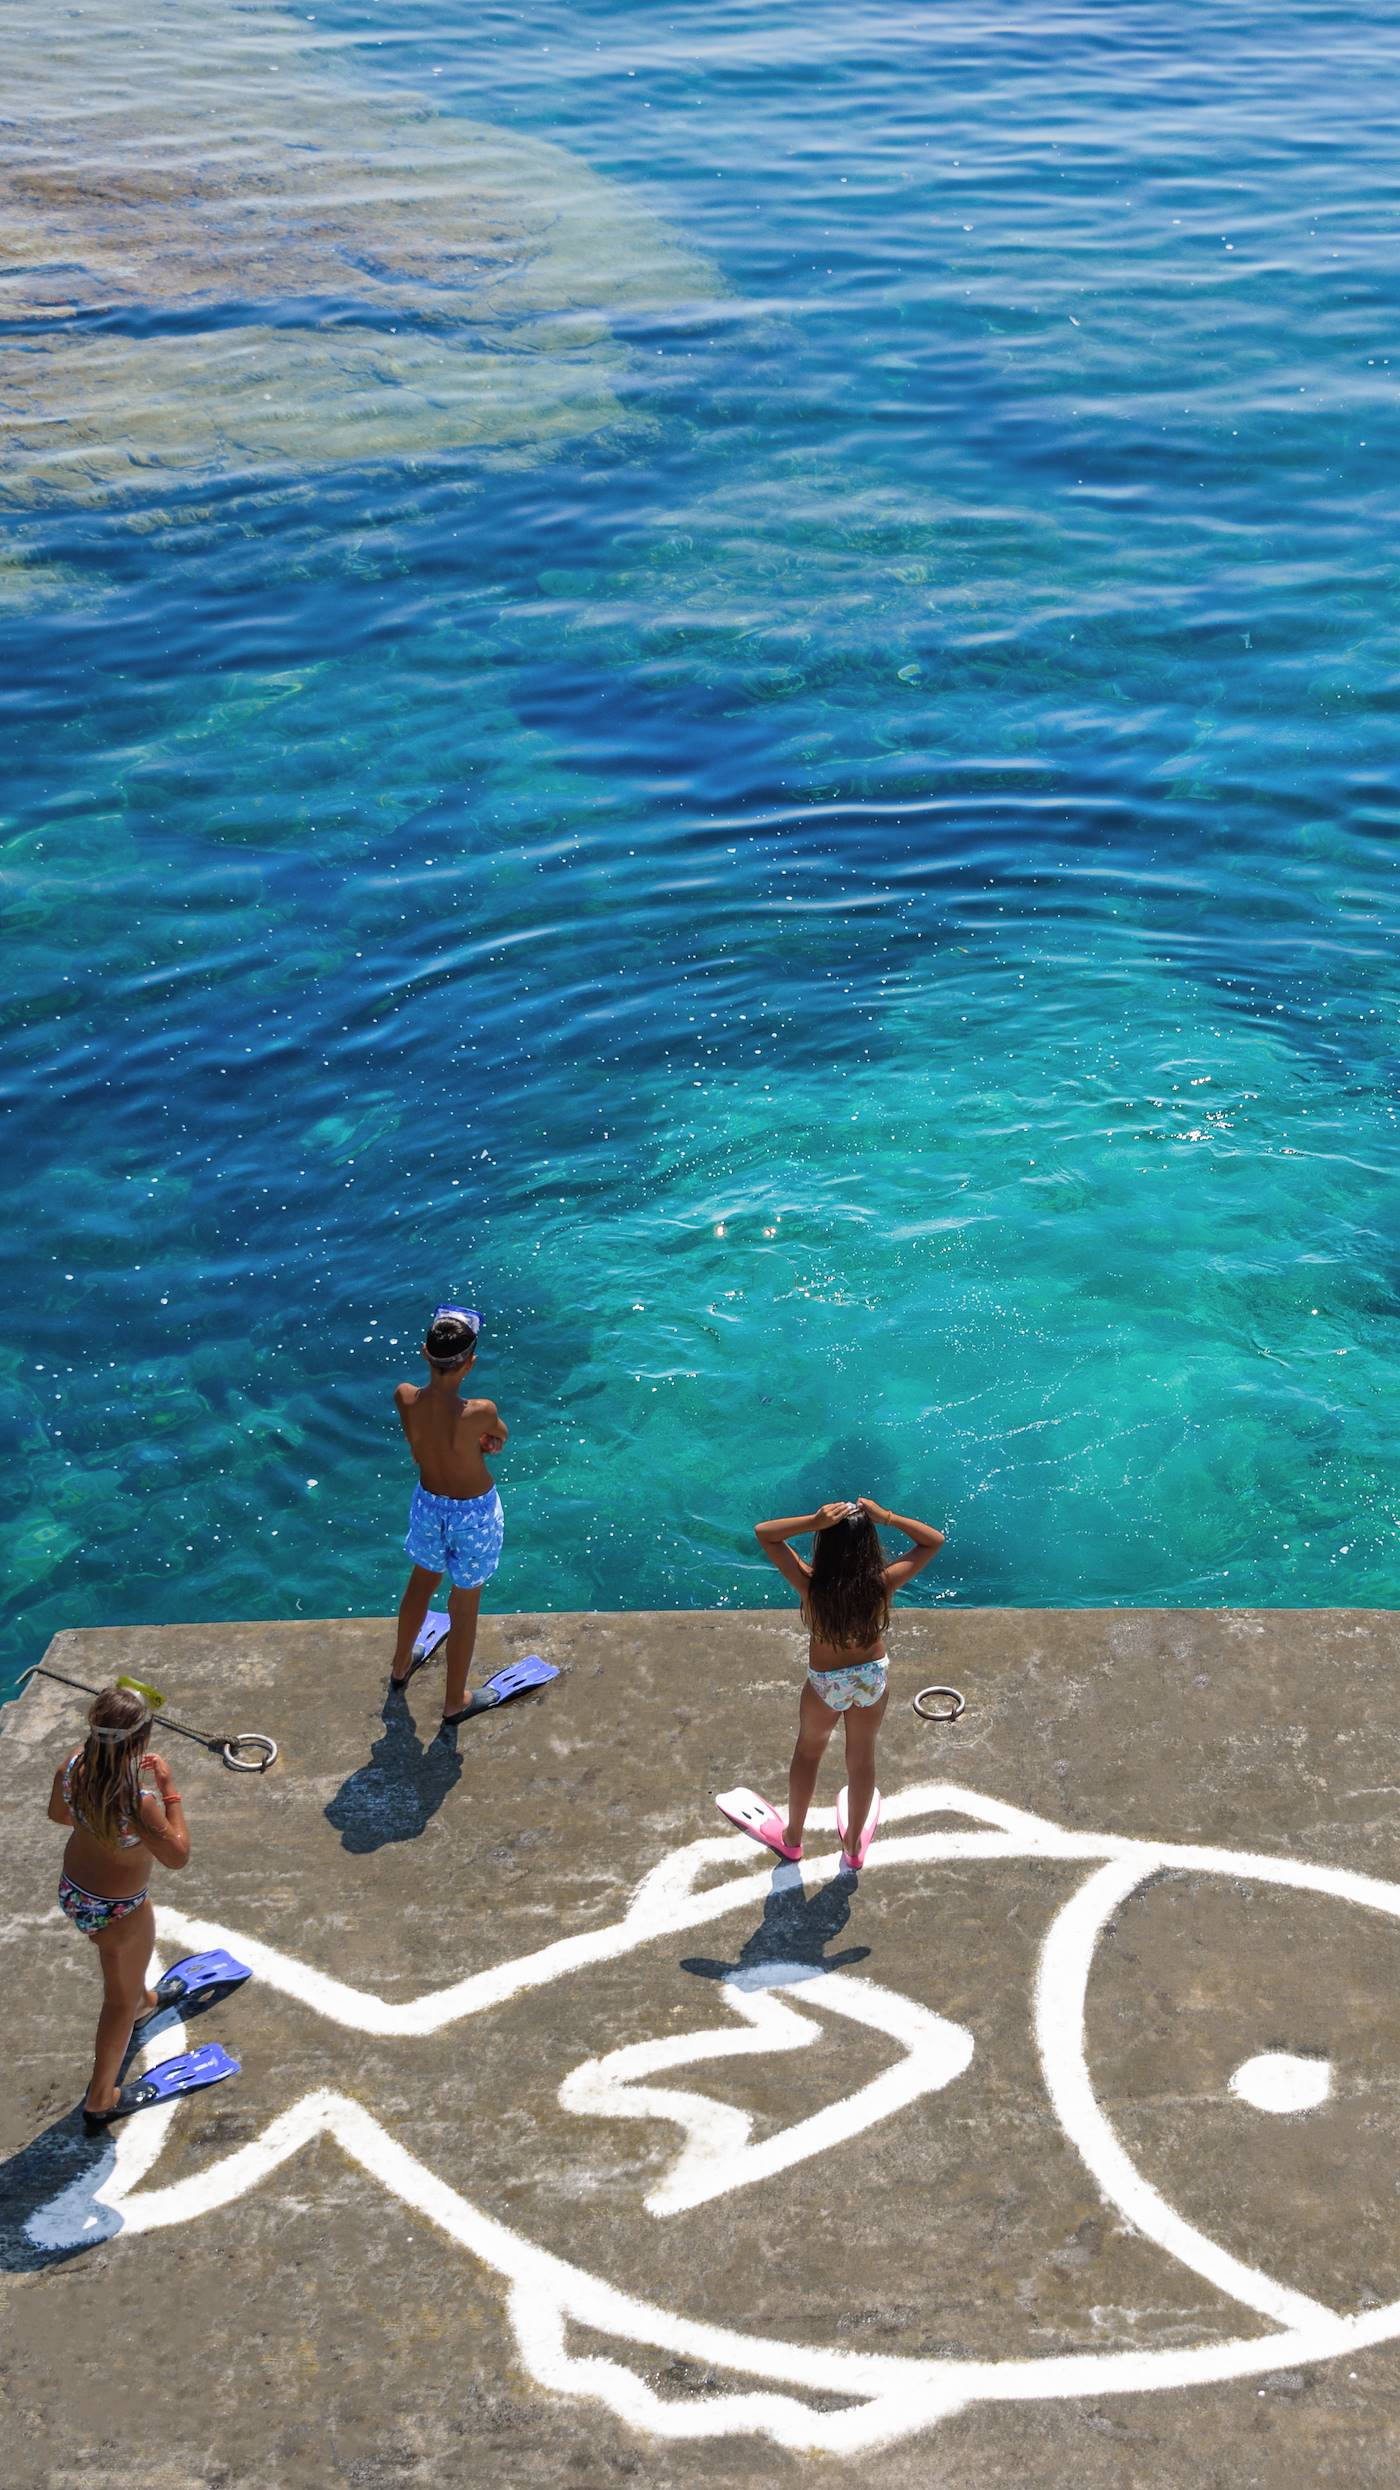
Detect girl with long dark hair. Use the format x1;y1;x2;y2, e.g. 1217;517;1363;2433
737;1497;944;1869
47;1682;191;2129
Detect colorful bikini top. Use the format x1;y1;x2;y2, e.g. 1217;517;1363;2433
63;1750;151;1849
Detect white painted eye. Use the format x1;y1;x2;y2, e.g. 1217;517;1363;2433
1228;2051;1332;2114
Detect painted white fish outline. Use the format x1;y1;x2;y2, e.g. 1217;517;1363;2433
559;1969;976;2216
27;1781;1400;2455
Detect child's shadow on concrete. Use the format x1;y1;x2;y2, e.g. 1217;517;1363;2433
0;2110;119;2270
325;1691;461;1854
0;1990;231;2272
679;1864;869;1989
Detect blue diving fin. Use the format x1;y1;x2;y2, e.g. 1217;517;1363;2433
129;2044;240;2106
86;2044;240;2132
150;1951;252;2014
482;1654;559;1705
412;1610;452;1665
443;1654;559;1725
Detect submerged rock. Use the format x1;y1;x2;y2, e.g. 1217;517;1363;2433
0;0;716;502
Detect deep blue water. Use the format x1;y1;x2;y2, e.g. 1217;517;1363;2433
2;0;1397;1690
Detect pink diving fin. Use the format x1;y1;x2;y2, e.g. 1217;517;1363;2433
715;1786;802;1862
836;1784;882;1870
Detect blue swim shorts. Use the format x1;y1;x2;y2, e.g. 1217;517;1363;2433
405;1484;504;1590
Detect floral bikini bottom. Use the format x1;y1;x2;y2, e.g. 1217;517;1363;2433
806;1658;889;1713
58;1871;148;1937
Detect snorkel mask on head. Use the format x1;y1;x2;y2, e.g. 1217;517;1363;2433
88;1675;163;1743
425;1303;482;1369
433;1303;482;1337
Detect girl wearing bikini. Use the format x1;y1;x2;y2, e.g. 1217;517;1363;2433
47;1682;192;2130
726;1497;944;1870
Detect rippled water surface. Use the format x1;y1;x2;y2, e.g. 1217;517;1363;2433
3;0;1397;1684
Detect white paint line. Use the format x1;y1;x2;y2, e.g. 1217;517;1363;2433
152;1802;1400;2041
1034;1857;1333;2332
30;2072;1390;2453
149;1778;1121;2037
560;1967;973;2215
504;2279;964;2452
25;1781;1400;2454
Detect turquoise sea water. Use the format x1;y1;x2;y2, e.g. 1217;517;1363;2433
2;0;1397;1689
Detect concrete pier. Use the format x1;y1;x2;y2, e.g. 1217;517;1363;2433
4;1606;1400;2487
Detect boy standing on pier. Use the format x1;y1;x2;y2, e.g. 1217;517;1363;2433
390;1304;508;1727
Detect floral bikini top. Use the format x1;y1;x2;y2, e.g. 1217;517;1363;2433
62;1750;151;1849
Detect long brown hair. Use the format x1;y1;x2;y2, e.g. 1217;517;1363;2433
802;1509;890;1650
69;1684;152;1848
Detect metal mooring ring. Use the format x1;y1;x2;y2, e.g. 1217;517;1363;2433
912;1685;965;1724
219;1733;279;1774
